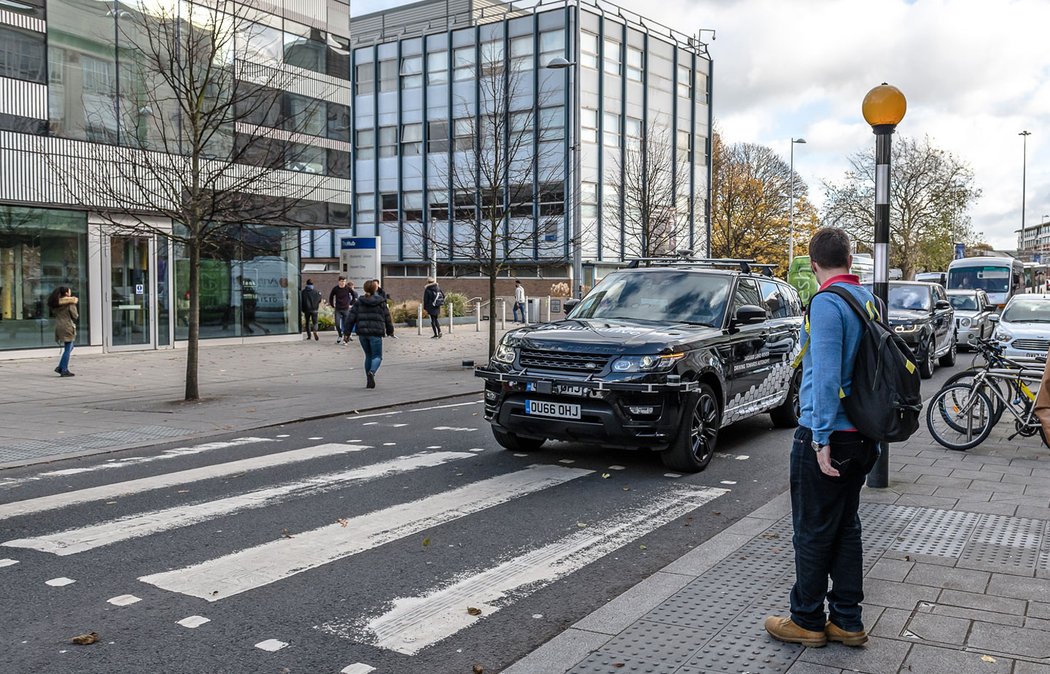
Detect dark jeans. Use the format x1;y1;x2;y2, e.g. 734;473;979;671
58;341;73;373
513;301;525;322
359;336;383;374
429;313;441;335
335;309;351;337
789;426;877;633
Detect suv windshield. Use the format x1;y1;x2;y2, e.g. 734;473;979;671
1002;298;1050;323
887;285;931;311
949;294;978;311
570;270;731;327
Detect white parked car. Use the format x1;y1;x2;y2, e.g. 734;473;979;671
947;289;994;349
991;293;1050;362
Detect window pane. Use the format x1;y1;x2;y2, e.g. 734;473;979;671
327;102;350;141
603;38;620;76
427;51;448;85
284;28;326;74
427;121;449;153
626;47;643;81
581;32;598;68
285;94;325;136
355;63;375;95
378;59;397;91
401;55;422;89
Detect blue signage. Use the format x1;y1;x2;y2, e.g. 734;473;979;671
341;237;377;250
954;242;965;260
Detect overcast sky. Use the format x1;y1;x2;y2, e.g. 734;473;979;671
353;0;1050;251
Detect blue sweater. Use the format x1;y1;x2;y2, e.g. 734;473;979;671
798;279;875;445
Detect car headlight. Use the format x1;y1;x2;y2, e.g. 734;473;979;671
994;330;1012;343
493;343;517;364
894;324;921;333
611;353;685;373
959;317;971;328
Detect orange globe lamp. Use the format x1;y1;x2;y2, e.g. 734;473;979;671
862;83;907;130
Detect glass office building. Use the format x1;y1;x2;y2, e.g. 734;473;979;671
0;0;350;355
333;0;713;291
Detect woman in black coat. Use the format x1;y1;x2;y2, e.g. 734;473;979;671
422;279;443;339
347;279;395;388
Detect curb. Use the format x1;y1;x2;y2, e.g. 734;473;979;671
502;491;793;674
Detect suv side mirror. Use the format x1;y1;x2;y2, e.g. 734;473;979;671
935;299;951;311
563;299;580;315
988;314;1000;323
733;305;767;326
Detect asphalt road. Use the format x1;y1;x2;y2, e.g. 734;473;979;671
0;361;965;674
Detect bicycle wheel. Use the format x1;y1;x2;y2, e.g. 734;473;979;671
926;383;995;451
942;370;1007;425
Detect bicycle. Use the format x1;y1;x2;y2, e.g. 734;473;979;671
939;337;1041;425
927;363;1048;451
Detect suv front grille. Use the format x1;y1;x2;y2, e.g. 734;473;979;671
519;348;611;373
1012;338;1050;352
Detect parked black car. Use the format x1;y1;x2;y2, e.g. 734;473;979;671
869;281;956;379
475;260;805;472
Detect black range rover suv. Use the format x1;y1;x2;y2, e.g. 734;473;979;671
475;260;805;472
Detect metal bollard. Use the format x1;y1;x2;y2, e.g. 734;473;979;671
417;304;423;336
499;298;506;330
448;304;453;335
475;301;481;332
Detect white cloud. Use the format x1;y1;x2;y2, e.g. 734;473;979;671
353;0;1050;250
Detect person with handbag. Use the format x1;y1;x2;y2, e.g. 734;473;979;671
48;286;79;377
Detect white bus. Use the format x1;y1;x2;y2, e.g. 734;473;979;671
946;256;1025;309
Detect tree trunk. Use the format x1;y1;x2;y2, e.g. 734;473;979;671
185;237;201;401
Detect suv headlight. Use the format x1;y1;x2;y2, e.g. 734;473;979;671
893;324;921;333
493;343;517;364
611;353;685;373
959;317;971;328
994;330;1012;343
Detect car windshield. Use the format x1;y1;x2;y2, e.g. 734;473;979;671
569;270;731;327
947;266;1010;293
1001;298;1050;323
877;285;931;311
949;294;978;311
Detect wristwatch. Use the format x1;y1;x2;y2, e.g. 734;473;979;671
811;440;827;453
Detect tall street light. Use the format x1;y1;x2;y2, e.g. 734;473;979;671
547;54;583;298
862;82;907;489
1020;130;1032;241
788;137;807;265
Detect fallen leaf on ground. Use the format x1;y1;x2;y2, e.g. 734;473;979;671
639;544;647;550
577;522;588;528
176;490;189;494
467;607;482;616
981;656;997;663
281;528;293;538
622;486;631;491
601;473;611;479
612;664;625;669
422;537;431;548
337;518;349;527
72;632;99;645
472;665;484;674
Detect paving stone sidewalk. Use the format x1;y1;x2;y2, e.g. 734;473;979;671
0;327;502;468
508;425;1050;674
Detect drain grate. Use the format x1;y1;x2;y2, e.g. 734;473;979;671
958;514;1045;573
891;508;982;558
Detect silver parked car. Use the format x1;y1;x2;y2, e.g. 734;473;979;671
990;293;1050;362
947;288;994;349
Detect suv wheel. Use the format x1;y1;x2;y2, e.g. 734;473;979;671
770;367;802;428
939;334;957;367
661;383;719;473
492;427;545;452
919;337;936;379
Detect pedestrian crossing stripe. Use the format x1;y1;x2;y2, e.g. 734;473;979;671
327;485;728;655
3;451;476;556
0;443;368;520
138;464;592;601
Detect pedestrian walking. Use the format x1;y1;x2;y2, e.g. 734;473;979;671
329;276;357;345
423;278;445;339
48;286;79;377
372;279;388;302
513;280;526;323
1036;349;1050;440
300;279;321;341
348;279;395;389
765;227;879;649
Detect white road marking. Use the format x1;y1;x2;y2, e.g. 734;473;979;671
427;446;442;449
664;473;682;478
340;665;376;674
276;434;290;438
607;465;626;471
391;424;408;428
0;438;275;487
308;437;323;440
720;480;737;485
513;453;527;457
0;444;366;520
6;452;475;556
558;459;575;464
383;443;397;446
177;616;210;629
350;401;481;422
0;558;18;567
735;455;750;461
254;639;288;652
468;448;485;453
329;485;728;654
107;594;141;606
139;465;591;602
433;426;477;432
45;577;75;587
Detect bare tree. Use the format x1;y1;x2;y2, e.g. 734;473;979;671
822;135;981;278
410;46;567;357
604;123;696;259
53;0;332;400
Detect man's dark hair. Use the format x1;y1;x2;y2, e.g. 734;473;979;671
809;227;851;269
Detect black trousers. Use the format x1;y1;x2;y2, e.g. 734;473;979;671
429;313;441;335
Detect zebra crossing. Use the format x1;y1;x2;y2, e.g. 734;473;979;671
0;416;732;671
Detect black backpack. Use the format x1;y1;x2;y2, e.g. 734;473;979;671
803;285;923;443
433;289;445;308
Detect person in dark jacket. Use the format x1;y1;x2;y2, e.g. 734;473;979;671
48;286;78;377
329;277;358;345
372;279;388;302
422;278;444;339
348;279;395;389
300;279;321;341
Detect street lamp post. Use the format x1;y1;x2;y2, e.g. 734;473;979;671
1020;130;1032;239
862;82;907;489
547;48;583;298
788;137;806;265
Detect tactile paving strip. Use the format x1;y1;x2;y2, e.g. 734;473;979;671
958;514;1045;573
573;620;712;673
678;633;802;674
891;508;982;558
859;503;919;568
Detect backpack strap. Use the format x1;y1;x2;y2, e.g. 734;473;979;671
792;284;881;368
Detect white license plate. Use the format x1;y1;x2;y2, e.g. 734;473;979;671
524;399;581;419
555;385;588;397
1025;353;1043;360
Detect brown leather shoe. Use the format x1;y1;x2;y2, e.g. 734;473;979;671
826;621;868;646
764;616;827;647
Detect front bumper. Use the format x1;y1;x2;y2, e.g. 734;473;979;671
475;367;699;449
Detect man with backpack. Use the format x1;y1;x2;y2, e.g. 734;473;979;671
423;278;445;339
300;278;321;341
765;228;887;649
